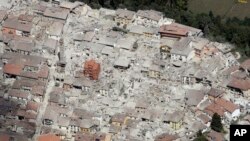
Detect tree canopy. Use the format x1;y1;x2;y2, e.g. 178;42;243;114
193;130;208;141
211;113;223;132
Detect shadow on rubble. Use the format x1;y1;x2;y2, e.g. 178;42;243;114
0;82;36;140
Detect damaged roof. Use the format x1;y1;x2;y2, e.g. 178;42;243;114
43;7;69;20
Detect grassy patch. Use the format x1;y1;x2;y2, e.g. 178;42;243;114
188;0;250;19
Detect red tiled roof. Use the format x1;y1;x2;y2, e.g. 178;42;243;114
2;17;33;32
205;103;225;117
159;24;188;37
0;134;10;141
25;111;38;120
20;71;38;79
240;59;250;70
38;134;60;141
26;101;40;112
31;86;45;96
3;63;23;76
215;98;238;113
8;89;29;99
227;78;250;91
38;65;49;79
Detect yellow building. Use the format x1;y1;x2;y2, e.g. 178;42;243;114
111;114;129;126
163;111;184;130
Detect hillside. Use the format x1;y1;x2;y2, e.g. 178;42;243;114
189;0;250;19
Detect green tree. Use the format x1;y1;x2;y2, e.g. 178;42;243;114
245;44;250;57
193;130;208;141
175;0;188;10
211;113;223;132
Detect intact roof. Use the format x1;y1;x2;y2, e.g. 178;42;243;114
136;10;163;21
171;23;202;36
240;59;250;71
2;17;33;32
204;103;225;117
3;63;23;75
8;89;29;99
116;9;135;20
38;134;60;141
215;98;238;113
227;78;250;91
1;52;47;66
43;107;58;121
12;79;45;89
0;134;9;141
49;93;66;105
159;24;188;36
20;71;38;79
32;85;46;96
44;7;69;20
47;21;64;36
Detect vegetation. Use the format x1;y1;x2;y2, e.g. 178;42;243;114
57;0;250;59
193;130;208;141
211;113;223;132
188;0;250;19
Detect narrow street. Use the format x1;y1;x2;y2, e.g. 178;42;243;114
33;67;56;140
